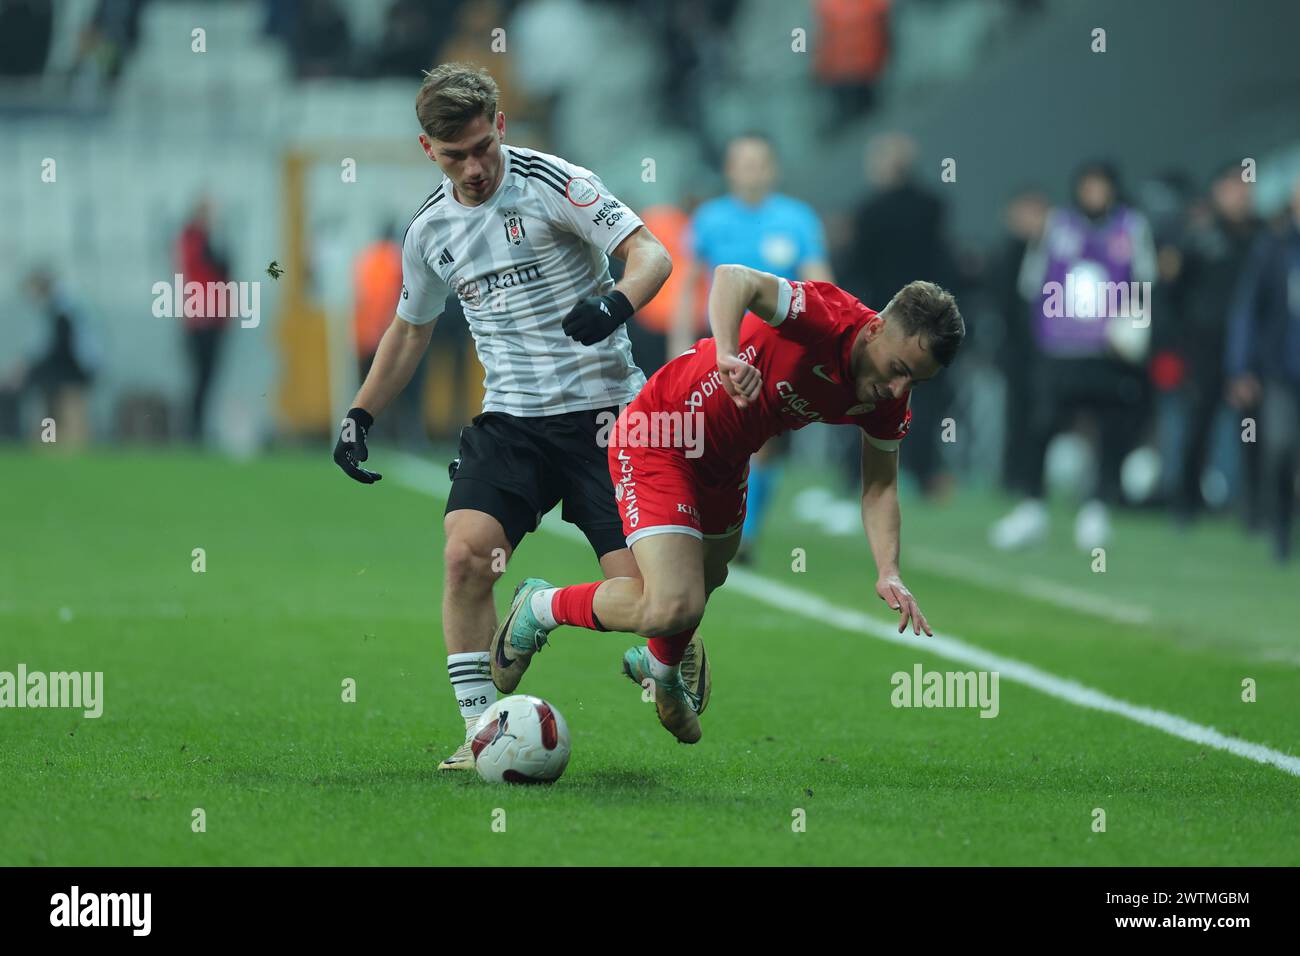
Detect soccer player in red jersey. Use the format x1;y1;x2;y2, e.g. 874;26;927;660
491;266;965;742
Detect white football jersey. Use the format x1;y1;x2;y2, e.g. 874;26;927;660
397;145;647;417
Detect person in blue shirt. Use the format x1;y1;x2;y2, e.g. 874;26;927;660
672;132;833;563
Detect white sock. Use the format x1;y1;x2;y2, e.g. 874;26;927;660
447;652;494;724
530;588;560;629
646;649;679;682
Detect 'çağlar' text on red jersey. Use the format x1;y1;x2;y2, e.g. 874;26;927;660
634;279;912;481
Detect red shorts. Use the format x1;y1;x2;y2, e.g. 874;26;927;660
607;406;748;547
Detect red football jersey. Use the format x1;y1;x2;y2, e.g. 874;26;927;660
634;279;911;480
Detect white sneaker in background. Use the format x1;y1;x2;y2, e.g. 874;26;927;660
1074;500;1111;552
989;499;1049;551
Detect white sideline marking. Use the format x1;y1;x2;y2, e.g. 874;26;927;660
390;454;1300;778
722;572;1300;778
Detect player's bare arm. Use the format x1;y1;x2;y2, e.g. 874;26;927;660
860;433;931;637
562;225;671;346
610;225;672;310
707;263;783;407
333;316;434;484
353;316;435;417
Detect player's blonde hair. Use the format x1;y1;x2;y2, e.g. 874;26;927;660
416;63;500;141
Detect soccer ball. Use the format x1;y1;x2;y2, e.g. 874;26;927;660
471;695;571;784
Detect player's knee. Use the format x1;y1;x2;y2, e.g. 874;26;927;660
639;593;704;637
443;537;501;593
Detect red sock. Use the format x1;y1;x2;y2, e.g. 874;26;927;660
647;629;695;667
551;581;605;631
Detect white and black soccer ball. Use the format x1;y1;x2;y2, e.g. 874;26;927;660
471;695;571;784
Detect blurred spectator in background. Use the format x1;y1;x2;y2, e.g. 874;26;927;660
175;198;231;443
0;0;53;77
436;0;540;138
674;132;832;563
512;0;603;146
1138;169;1195;512
814;0;890;128
290;0;351;79
353;225;403;382
1225;175;1300;562
991;187;1049;495
1166;163;1261;525
368;0;449;79
0;269;100;447
837;132;959;498
352;223;426;446
648;0;740;139
623;199;706;375
71;0;144;90
990;161;1156;551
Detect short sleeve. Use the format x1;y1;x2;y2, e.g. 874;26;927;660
395;222;450;326
770;279;865;344
857;393;912;452
546;165;644;256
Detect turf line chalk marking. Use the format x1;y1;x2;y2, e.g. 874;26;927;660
390;454;1300;778
721;572;1300;778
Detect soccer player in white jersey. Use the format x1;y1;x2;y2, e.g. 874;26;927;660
332;63;673;770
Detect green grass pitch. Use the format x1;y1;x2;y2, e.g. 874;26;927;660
1;449;1297;866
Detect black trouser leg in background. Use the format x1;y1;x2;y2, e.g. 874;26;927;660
186;327;223;442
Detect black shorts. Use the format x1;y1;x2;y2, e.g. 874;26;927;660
445;406;627;557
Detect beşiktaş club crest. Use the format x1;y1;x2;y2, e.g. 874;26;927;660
502;209;526;245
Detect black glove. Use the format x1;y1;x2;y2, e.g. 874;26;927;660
561;290;634;346
333;407;382;484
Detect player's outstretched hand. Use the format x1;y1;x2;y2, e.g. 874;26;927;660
333;407;383;484
717;353;761;408
562;290;634;346
876;574;932;636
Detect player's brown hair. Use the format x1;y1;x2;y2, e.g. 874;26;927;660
416;63;500;141
884;281;965;367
